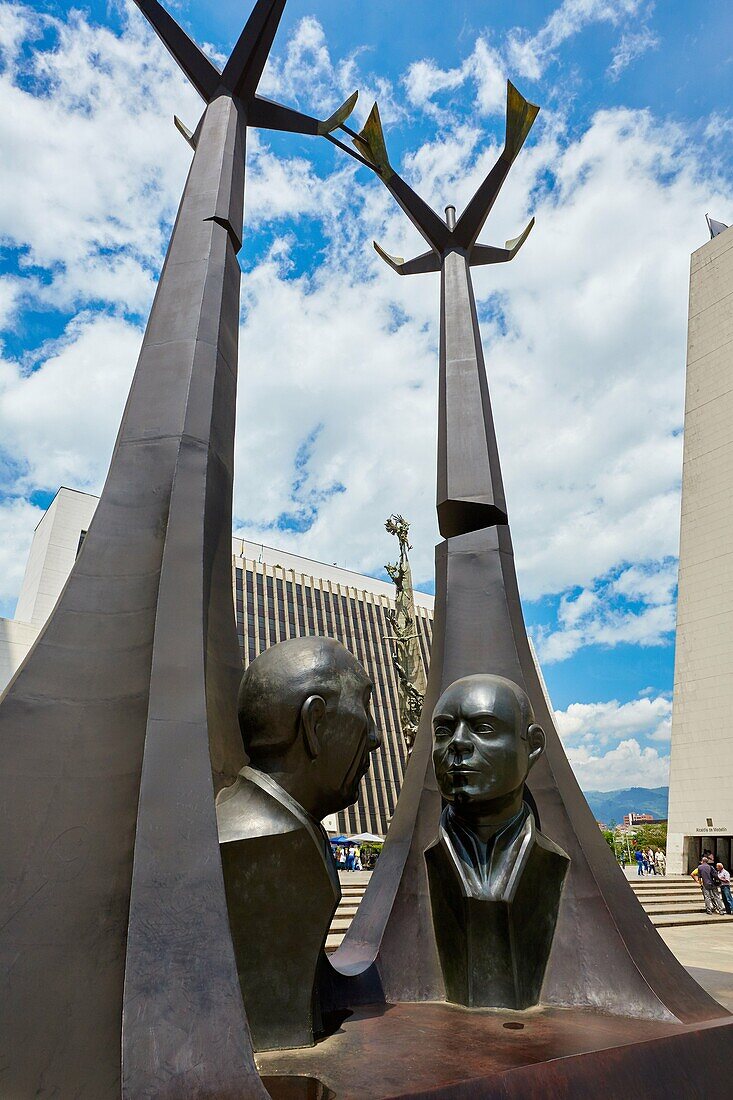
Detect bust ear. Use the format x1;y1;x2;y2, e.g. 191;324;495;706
526;723;546;770
300;695;327;759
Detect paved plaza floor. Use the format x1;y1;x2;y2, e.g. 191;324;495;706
659;925;733;1012
615;867;733;1012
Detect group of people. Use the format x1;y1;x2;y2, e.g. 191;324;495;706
692;851;733;916
633;846;666;875
334;843;363;871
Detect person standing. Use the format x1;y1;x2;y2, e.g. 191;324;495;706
693;856;726;914
655;848;666;875
635;847;645;876
716;863;733;914
647;847;656;875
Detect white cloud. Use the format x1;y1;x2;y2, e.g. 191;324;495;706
0;275;24;331
612;560;677;606
553;691;671;795
705;114;733;144
0;495;44;615
260;15;403;127
0;3;195;315
533;560;677;664
0;4;380;323
403;36;506;119
508;0;645;79
563;737;669;791
232;240;437;576
555;694;672;748
0;313;139;493
0;3;731;671
607;26;659;80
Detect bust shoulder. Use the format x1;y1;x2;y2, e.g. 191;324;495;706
216;770;306;845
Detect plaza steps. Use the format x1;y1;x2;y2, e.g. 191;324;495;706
325;873;733;948
326;872;369;953
629;874;733;927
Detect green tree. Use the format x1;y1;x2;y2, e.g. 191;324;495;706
632;822;667;850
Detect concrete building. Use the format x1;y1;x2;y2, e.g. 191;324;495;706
623;813;655;828
0;487;433;837
0;488;98;690
668;221;733;873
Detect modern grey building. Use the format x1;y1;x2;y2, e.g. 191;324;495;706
668;220;733;873
0;488;433;837
232;538;433;835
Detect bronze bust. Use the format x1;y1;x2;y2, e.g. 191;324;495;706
425;674;569;1009
217;637;379;1051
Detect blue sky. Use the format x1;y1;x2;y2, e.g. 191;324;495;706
1;0;732;789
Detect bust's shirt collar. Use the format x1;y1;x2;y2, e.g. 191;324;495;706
440;802;533;900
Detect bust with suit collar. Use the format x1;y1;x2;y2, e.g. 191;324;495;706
217;636;379;1052
425;674;569;1010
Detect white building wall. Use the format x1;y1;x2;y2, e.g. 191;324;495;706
668;225;733;873
15;487;98;627
1;494;435;691
232;537;434;610
0;618;40;699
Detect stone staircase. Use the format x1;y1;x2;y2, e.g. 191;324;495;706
326;873;733;949
629;874;733;927
326;872;369;953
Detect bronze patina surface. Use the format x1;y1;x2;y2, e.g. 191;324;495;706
427;675;569;1009
0;2;356;1096
326;80;728;1029
259;1002;733;1099
218;638;379;1052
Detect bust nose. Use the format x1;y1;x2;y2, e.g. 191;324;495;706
368;712;381;752
448;719;472;759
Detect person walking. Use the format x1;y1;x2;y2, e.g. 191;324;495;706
635;847;645;876
647;847;656;875
346;845;355;871
655;848;666;876
692;856;726;914
716;863;733;914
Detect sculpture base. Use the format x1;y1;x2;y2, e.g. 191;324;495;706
258;1000;733;1099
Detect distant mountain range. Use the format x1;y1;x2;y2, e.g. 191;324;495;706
582;787;669;826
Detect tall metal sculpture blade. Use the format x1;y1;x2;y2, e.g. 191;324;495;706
0;3;356;1096
328;82;725;1027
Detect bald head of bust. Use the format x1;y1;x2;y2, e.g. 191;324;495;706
432;674;545;829
238;637;380;821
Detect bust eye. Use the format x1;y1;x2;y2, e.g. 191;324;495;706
434;725;453;739
472;722;494;734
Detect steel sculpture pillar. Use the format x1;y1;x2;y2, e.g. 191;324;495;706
328;84;726;1026
0;2;355;1096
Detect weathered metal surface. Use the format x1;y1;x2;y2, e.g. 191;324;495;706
0;2;356;1096
329;80;728;1027
426;674;570;1009
258;1001;733;1099
217;638;378;1052
119;93;257;1099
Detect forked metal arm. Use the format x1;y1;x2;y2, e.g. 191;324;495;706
336;81;539;274
134;0;357;138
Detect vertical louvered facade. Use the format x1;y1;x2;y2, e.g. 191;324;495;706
232;539;433;836
0;493;434;837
